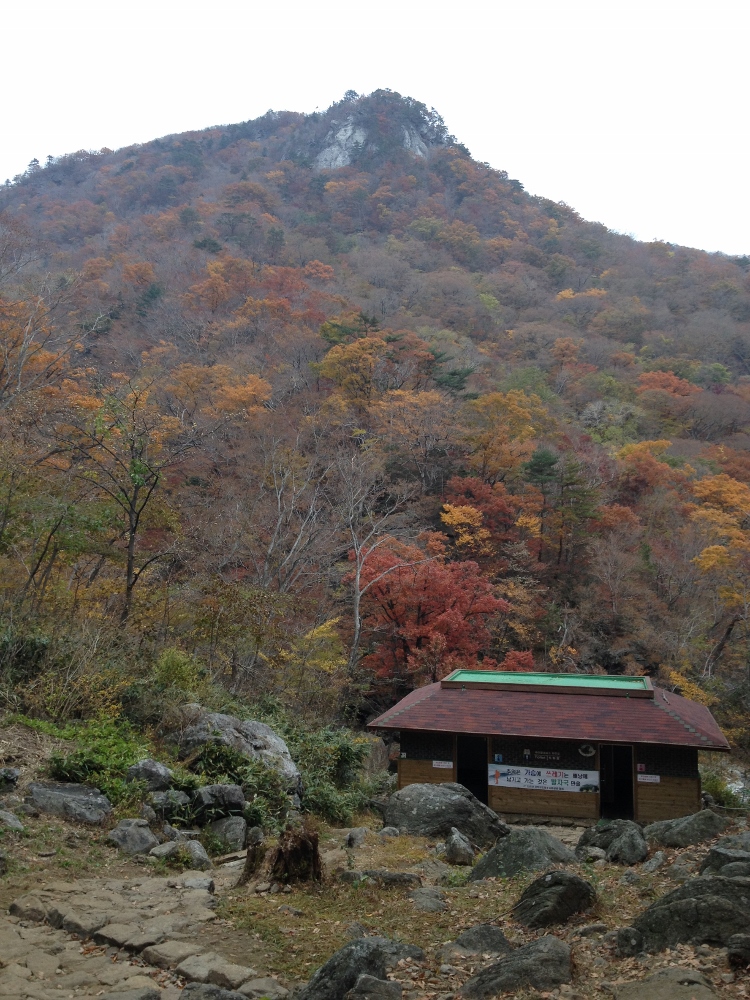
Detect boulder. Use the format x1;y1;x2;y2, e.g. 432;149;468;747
728;932;750;968
181;987;246;1000
642;850;666;873
445;827;474;865
108;818;160;855
719;861;750;877
621;875;750;952
0;766;20;790
209;816;247;851
0;808;24;831
126;759;174;792
409;887;447;912
166;706;300;791
699;846;750;875
361;870;422;887
297;937;423;1000
149;789;192;820
379;826;399;838
383;783;508;848
614;967;715;1000
644;810;728;848
238;978;289;999
469;827;575;880
345;975;402;1000
437;924;512;962
715;830;750;851
512;870;596;928
459;935;571;998
345;827;369;848
106;989;162;1000
575;819;647;865
25;781;112;824
150;841;180;859
182;840;212;870
192;784;245;821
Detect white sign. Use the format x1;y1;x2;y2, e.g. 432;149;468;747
637;773;660;783
432;760;453;769
488;765;599;793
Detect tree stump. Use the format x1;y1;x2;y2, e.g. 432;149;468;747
237;826;267;887
267;821;322;883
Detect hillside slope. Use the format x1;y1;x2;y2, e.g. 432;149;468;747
1;90;749;743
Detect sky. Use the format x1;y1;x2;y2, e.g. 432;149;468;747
3;0;747;255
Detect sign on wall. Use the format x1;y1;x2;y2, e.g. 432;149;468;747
488;765;600;793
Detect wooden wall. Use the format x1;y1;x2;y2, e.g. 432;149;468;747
635;776;700;822
398;758;456;786
489;786;600;819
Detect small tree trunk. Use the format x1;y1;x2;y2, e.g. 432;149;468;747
236;826;266;887
266;822;322;884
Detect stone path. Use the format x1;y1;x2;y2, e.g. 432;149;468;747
1;871;288;1000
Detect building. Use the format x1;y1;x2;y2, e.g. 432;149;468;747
368;669;730;823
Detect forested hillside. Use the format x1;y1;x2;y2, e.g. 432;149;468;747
2;89;749;743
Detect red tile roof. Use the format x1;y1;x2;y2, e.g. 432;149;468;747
367;681;729;750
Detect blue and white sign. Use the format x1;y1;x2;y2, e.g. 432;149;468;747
488;765;599;793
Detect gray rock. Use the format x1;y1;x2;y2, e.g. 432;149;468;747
469;827;575;880
579;922;608;936
614;966;716;1000
459;935;571;997
727;932;750;967
0;808;24;831
345;827;369;848
619;869;642;887
0;766;20;789
182;839;212;870
666;861;693;882
104;989;162;1000
578;845;606;862
345;974;402;1000
379;827;399;838
715;831;750;851
512;870;596;928
383;783;509;848
445;827;474;865
297;937;423;1000
150;789;192;819
183;876;215;891
719;861;750;877
699;846;750;875
150;841;180;859
575;819;647;865
642;850;666;873
166;706;300;791
438;924;512;962
108;818;160;855
409;887;447;912
140;803;158;823
625;875;750;951
238;977;289;999
644;810;729;848
26;781;112;824
209;815;247;851
126;758;174;791
181;986;246;1000
192;784;246;821
360;870;422;887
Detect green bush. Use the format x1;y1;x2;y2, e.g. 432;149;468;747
700;767;745;809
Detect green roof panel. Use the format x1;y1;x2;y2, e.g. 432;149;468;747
442;670;652;693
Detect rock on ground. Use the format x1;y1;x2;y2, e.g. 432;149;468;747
297;937;423;1000
345;827;369;848
0;807;24;831
238;977;289;999
182;839;213;870
209;815;248;851
699;846;750;875
614;966;716;1000
345;974;402;1000
459;935;571;998
108;818;160;855
512;870;596;928
437;924;512;962
409;887;447;912
643;810;728;847
166;706;300;791
728;933;750;968
382;783;508;848
181;986;246;1000
192;784;246;821
469;827;575;880
619;875;750;952
575;819;647;865
126;758;174;791
25;781;112;824
445;827;474;865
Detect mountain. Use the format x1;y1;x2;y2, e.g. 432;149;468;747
1;90;749;742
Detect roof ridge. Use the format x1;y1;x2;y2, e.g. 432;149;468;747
654;691;711;743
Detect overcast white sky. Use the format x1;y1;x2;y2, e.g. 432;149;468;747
3;0;747;255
